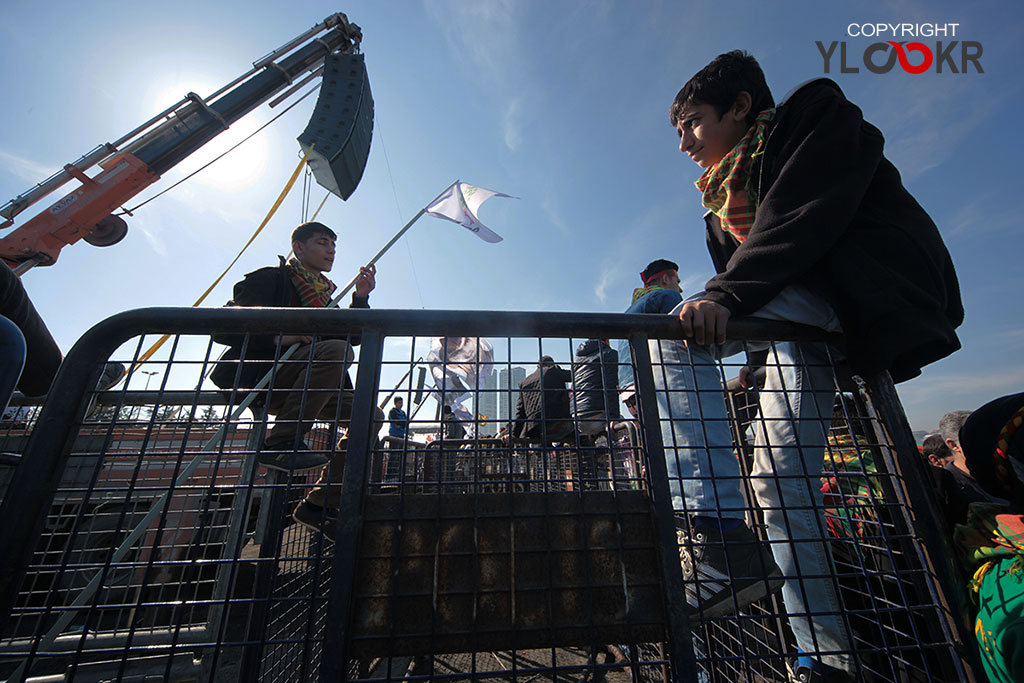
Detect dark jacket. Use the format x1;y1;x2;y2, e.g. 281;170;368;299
0;263;61;396
510;363;572;440
210;258;368;390
571;339;620;420
702;79;963;383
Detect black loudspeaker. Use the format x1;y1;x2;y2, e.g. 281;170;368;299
298;52;374;200
413;367;426;405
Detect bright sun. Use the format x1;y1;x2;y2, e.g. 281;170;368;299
149;81;271;193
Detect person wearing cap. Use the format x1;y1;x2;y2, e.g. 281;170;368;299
617;259;685;393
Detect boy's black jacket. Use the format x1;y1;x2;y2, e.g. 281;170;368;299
210;258;368;390
702;78;963;383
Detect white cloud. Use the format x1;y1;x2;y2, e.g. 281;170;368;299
503;97;523;152
594;267;617;304
0;149;56;186
541;195;571;236
866;78;1004;181
899;366;1024;408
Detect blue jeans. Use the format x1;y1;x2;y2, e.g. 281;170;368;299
0;315;26;413
651;285;853;671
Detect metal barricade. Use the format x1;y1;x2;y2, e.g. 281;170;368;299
0;307;968;682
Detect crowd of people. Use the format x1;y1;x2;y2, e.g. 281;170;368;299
4;45;1015;683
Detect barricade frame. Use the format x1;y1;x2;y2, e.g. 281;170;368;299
0;307;971;682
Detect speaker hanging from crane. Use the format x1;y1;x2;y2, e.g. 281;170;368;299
298;52;374;201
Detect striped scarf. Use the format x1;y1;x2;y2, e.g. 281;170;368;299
631;284;667;304
694;108;775;243
287;257;336;308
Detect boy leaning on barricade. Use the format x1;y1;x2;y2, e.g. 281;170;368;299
660;50;963;680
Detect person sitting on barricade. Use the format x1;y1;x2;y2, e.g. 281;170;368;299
663;50;963;680
952;392;1024;683
570;339;620;440
209;221;383;535
500;356;573;446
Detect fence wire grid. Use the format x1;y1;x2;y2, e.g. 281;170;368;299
0;308;967;682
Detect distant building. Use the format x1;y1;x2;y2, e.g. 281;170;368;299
497;367;527;434
471;366;528;436
477;372;499;436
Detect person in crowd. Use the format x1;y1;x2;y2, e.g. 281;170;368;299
570;339;619;438
953;392;1024;683
922;433;954;468
388;396;408;443
210;221;381;535
936;410;1006;510
503;356;573;445
441;404;466;441
617;258;684;393
664;49;963;680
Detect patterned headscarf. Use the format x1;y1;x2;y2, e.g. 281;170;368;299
694;108;776;243
287;257;336;308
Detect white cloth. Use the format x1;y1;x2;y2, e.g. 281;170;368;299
425;182;512;243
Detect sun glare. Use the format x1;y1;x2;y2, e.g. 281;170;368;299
148;81;271;193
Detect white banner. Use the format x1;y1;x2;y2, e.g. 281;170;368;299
425;182;513;243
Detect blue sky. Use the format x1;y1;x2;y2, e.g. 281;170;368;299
0;0;1020;431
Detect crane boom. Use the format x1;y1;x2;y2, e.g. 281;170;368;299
0;12;362;271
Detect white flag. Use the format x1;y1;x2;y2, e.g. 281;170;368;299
425;336;495;404
425;182;513;243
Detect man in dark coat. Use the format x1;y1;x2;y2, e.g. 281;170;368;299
504;356;573;444
664;50;963;679
570;339;619;436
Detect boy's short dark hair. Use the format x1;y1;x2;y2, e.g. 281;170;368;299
670;50;774;128
642;259;679;282
921;433;952;460
291;221;336;244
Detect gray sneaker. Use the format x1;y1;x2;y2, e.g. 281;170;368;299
678;522;784;618
258;440;329;472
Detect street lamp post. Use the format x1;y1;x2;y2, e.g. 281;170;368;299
137;371;158;421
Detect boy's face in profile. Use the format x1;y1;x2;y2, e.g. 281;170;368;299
674;99;751;169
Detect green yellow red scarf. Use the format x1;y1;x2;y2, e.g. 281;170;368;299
287;257;336;308
694;108;776;243
631;284;668;304
955;503;1024;597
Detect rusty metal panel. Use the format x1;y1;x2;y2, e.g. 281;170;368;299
349;491;666;656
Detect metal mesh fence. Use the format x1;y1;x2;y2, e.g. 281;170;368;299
0;308;967;682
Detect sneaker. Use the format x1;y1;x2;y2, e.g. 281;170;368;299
258;440;329;472
678;521;784;618
293;500;337;537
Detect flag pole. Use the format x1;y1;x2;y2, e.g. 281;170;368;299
327;179;458;307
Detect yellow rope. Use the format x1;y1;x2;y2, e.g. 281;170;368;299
311;190;330;221
133;145;314;368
